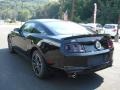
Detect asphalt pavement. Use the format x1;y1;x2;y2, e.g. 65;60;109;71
0;25;120;90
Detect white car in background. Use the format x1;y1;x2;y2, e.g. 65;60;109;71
0;20;4;24
103;24;120;37
82;23;103;33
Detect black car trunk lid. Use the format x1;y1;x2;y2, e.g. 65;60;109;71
60;34;112;56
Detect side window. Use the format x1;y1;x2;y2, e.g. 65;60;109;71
20;22;47;35
35;25;47;35
31;26;40;33
21;23;34;33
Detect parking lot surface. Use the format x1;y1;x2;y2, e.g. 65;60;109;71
0;25;120;90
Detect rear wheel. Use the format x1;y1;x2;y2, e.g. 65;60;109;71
8;37;15;53
32;50;49;79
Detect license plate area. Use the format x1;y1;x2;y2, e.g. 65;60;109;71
87;55;105;66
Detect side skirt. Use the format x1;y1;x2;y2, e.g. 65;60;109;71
13;47;31;62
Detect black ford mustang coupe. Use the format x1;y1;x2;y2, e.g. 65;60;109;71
8;19;114;79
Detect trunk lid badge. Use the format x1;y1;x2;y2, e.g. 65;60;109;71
95;41;102;50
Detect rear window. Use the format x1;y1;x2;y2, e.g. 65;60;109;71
104;25;116;29
96;24;102;28
44;21;94;35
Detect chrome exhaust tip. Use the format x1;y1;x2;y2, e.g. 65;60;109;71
72;73;77;78
68;73;77;78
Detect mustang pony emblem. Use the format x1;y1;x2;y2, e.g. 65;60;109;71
95;41;102;50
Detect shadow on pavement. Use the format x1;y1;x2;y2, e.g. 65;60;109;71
0;48;103;90
43;71;103;90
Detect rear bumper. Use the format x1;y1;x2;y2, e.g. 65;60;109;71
62;61;112;74
51;51;113;73
45;48;113;73
63;49;110;56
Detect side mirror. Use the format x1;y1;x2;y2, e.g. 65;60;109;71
14;28;20;33
14;28;20;32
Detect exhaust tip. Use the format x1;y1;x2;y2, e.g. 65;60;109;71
68;73;77;78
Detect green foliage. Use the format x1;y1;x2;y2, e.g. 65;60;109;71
0;0;49;21
0;0;120;24
33;2;60;19
96;0;120;24
17;9;32;22
59;0;120;24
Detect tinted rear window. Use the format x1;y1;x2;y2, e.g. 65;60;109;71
104;25;116;29
96;24;102;28
44;21;94;35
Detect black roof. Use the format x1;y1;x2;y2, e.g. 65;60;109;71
27;19;63;23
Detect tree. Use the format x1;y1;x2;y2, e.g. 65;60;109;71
1;0;120;24
34;2;60;19
96;0;120;24
17;9;32;21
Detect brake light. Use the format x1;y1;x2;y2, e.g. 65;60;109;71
108;39;113;48
65;45;71;50
112;29;117;32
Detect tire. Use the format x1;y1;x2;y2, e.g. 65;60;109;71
32;50;49;79
8;37;15;53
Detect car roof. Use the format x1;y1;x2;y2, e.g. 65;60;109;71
87;23;101;25
27;19;64;23
104;24;118;26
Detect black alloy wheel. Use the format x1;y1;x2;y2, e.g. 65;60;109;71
32;50;48;79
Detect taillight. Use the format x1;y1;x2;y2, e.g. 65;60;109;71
108;39;113;48
64;43;85;53
112;29;117;32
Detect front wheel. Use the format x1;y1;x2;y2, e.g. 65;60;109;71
32;50;49;79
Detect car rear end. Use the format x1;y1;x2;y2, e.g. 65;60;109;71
103;24;119;37
60;34;113;74
42;20;113;74
86;23;103;33
96;24;103;34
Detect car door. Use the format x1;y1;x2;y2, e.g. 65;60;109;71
20;22;48;52
12;22;48;52
12;22;34;52
11;24;28;51
19;22;38;52
29;23;48;45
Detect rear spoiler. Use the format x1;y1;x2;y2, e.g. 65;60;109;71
62;34;111;40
